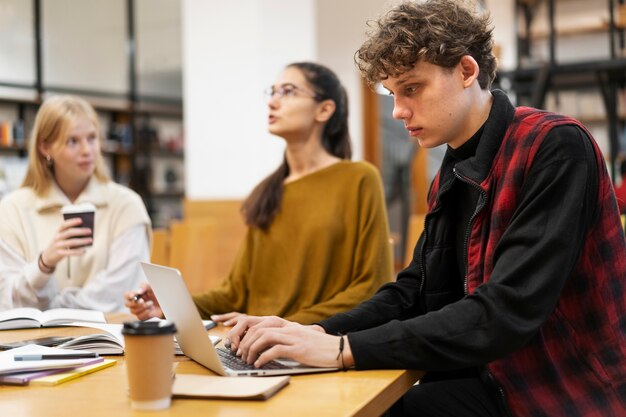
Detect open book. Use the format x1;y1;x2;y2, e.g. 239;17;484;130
0;308;106;330
58;323;125;355
173;374;290;400
55;321;220;355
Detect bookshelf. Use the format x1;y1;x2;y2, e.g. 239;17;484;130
0;0;184;228
497;0;626;181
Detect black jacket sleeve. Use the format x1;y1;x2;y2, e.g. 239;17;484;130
320;125;599;371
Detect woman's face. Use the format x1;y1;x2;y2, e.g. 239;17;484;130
267;67;321;140
46;116;99;189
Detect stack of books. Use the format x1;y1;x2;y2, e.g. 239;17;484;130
0;344;116;386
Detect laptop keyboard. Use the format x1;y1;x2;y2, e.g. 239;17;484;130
216;347;291;371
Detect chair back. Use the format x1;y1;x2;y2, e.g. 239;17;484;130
404;213;426;267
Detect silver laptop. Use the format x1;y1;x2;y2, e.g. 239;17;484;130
140;262;338;376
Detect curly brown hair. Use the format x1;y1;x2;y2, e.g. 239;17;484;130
355;0;496;89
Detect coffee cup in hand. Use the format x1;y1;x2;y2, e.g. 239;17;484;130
61;202;95;247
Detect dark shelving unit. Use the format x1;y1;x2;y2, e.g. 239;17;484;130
0;0;184;226
497;0;626;181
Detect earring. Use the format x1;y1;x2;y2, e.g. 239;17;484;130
45;154;53;167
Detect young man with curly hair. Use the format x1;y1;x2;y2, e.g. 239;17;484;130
224;1;626;416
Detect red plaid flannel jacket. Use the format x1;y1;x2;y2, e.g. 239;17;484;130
428;107;626;416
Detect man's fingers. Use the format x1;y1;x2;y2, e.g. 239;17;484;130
243;328;296;364
227;318;253;351
254;344;290;368
212;311;244;325
226;316;290;355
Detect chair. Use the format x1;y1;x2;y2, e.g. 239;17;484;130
184;199;247;265
404;213;426;267
168;219;226;294
183;199;243;223
169;215;249;294
150;228;170;266
150;200;248;295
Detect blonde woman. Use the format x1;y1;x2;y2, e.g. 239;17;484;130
0;95;151;312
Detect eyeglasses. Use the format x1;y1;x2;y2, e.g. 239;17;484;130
264;83;320;101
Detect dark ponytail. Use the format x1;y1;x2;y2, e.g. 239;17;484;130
242;62;351;230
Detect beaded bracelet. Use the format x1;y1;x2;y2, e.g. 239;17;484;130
336;334;346;371
38;252;55;274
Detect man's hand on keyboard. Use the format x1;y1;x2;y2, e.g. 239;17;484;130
234;322;353;369
225;315;290;351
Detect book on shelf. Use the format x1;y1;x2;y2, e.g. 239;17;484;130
0;308;105;330
0;121;13;147
29;359;116;386
172;374;290;400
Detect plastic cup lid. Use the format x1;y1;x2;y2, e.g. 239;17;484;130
122;320;177;336
61;202;96;214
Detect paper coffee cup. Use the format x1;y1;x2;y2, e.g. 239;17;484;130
122;321;177;411
61;202;95;247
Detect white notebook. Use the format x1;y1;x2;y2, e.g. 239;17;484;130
0;344;98;375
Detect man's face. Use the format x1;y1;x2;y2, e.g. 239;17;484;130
381;59;475;149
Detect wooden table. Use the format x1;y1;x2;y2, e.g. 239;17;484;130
0;315;422;417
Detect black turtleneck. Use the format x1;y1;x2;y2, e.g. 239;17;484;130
447;126;484;279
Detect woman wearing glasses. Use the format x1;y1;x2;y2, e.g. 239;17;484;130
127;62;394;325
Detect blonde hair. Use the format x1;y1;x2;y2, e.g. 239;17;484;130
21;95;110;195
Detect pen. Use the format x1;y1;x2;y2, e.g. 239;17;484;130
131;292;145;302
14;353;100;361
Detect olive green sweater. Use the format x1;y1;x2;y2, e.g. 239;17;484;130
192;161;394;324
